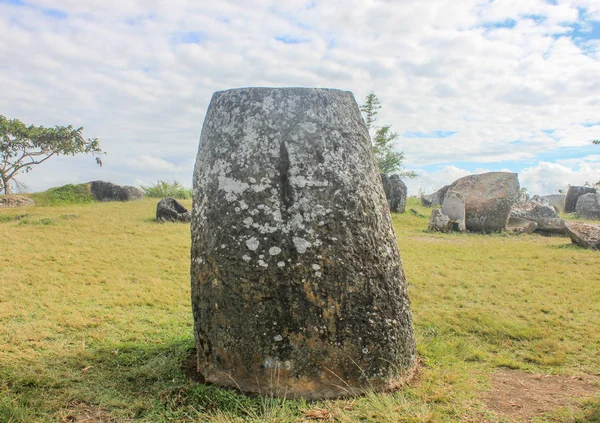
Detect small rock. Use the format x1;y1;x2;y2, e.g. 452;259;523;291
506;217;538;234
428;208;452;232
156;197;190;223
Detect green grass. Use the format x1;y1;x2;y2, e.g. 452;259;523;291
0;197;599;422
27;183;96;206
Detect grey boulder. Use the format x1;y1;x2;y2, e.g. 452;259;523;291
421;184;450;207
428;208;452;232
565;221;600;250
576;193;600;220
381;174;407;213
89;181;143;202
564;186;596;213
156;197;190;222
447;172;520;231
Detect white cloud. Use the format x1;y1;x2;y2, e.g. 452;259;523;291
0;0;599;194
520;160;600;195
125;156;177;172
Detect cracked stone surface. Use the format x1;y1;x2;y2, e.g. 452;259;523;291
190;87;416;399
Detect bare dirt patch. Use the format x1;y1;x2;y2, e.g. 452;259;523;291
484;370;598;421
54;401;129;422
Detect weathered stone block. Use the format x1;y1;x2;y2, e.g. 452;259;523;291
191;87;416;399
381;174;407;213
447;172;519;231
565;186;596;213
576;193;600;220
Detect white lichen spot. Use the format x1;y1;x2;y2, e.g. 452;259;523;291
313;239;322;247
218;175;250;202
242;255;251;262
273;334;283;342
259;254;264;259
239;200;249;210
312;264;321;271
362;348;368;354
269;247;282;256
277;261;285;268
246;237;259;251
258;260;268;268
315;271;322;278
292;237;311;254
243;217;253;227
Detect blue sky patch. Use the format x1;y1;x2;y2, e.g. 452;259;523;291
403;130;457;138
43;8;67;19
482;18;517;30
0;0;25;5
275;35;309;44
172;31;205;44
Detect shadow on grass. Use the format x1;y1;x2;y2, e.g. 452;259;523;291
0;337;304;422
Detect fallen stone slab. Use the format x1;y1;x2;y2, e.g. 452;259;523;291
506;217;537;234
565;221;600;250
0;195;35;208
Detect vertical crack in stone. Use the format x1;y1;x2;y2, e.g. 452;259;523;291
279;139;294;212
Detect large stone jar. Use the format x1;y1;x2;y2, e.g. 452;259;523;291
191;87;416;399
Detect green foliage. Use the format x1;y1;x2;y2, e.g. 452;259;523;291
593;139;599;145
373;126;418;178
141;180;192;199
0;115;103;195
360;93;417;178
30;183;96;206
359;91;381;132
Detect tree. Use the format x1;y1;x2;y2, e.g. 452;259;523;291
360;93;416;178
0;115;103;195
360;92;381;132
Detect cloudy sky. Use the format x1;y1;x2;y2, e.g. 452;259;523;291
1;0;599;195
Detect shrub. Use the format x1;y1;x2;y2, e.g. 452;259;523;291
140;181;192;199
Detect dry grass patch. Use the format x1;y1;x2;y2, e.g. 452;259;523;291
1;197;600;422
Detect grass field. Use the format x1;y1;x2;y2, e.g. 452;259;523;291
0;197;599;422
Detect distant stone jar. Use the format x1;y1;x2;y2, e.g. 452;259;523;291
190;87;416;399
156;197;190;223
